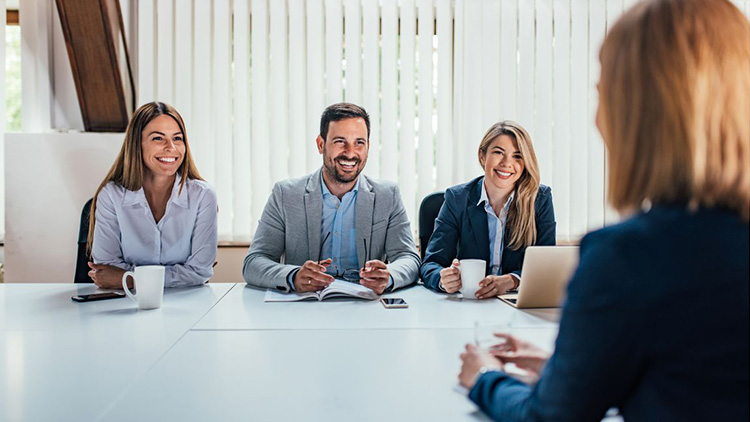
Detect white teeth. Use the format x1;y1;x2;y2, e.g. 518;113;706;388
496;170;511;177
339;160;355;166
157;157;176;163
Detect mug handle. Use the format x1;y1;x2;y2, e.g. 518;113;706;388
122;271;137;302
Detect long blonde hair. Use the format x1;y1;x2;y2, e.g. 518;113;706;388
478;121;541;250
599;0;749;220
87;102;203;252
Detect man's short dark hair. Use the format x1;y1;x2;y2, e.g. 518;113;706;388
319;103;371;141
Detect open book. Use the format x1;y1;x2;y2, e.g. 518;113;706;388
264;279;380;302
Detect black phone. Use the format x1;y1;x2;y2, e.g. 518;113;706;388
71;292;126;303
380;297;408;309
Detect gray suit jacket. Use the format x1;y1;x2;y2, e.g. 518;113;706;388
243;168;420;292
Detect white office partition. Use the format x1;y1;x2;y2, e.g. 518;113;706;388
192;0;213;187
133;0;655;242
344;0;363;104
417;0;436;203
289;0;309;180
0;0;5;241
307;0;326;173
250;0;270;232
325;0;344;104
361;0;381;178
435;0;454;190
214;1;233;238
270;0;290;184
156;0;174;105
233;0;253;239
380;0;398;182
400;0;417;225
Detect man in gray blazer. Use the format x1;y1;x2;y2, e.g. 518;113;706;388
243;103;420;294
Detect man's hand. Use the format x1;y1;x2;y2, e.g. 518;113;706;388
293;259;334;292
490;333;550;376
458;343;503;389
359;260;390;294
439;259;462;293
475;274;516;299
88;263;127;289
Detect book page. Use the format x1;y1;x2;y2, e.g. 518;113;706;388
319;279;380;301
264;289;320;302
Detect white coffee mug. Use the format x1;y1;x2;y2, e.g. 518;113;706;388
122;266;165;310
459;259;486;300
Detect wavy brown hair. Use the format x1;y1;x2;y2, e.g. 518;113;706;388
599;0;749;220
87;102;203;252
478;121;541;250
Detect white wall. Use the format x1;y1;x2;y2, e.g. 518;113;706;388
4;133;122;283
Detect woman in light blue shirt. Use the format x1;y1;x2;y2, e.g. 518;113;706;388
87;102;218;288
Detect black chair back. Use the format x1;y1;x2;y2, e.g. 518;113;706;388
418;191;445;260
74;198;94;283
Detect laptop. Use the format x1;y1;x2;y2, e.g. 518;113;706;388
498;246;579;308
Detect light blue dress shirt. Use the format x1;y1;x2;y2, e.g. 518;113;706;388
320;173;360;276
477;179;515;277
92;177;218;288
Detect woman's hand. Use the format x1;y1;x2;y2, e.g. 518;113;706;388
459;343;503;389
88;263;128;289
439;259;462;293
490;333;550;376
475;274;516;299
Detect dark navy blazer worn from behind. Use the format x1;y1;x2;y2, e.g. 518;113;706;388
469;205;750;421
420;176;556;292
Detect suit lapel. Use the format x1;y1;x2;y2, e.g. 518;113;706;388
466;179;491;265
304;169;324;260
356;176;375;268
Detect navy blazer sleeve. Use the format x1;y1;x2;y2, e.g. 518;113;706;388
469;229;641;422
420;188;461;292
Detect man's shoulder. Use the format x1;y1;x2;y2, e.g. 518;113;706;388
273;172;316;194
361;174;399;195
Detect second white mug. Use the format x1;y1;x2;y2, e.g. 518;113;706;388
122;265;165;310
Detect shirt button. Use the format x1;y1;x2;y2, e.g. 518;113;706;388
334;232;339;236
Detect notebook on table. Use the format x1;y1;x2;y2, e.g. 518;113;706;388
498;246;579;309
264;279;380;302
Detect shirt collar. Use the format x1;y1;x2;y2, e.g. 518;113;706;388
320;172;360;198
477;177;515;209
122;175;188;208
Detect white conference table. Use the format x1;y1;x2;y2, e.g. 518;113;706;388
0;283;561;422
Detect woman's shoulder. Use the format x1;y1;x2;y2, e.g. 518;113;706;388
97;181;127;201
184;178;217;202
445;176;483;199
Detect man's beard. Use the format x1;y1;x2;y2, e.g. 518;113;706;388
324;155;363;184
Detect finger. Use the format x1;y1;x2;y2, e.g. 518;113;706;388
441;272;460;283
360;269;389;279
364;260;387;269
475;284;497;298
443;279;462;290
452;259;460;267
317;258;332;267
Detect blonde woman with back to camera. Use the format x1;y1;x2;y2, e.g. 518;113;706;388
458;0;749;420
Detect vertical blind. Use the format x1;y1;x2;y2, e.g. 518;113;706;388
135;0;750;243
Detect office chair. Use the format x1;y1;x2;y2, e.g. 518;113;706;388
418;191;445;260
74;198;94;283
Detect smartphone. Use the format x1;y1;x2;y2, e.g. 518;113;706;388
71;291;126;303
380;297;408;309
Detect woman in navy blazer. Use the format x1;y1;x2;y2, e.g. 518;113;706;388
458;0;750;420
421;121;556;298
